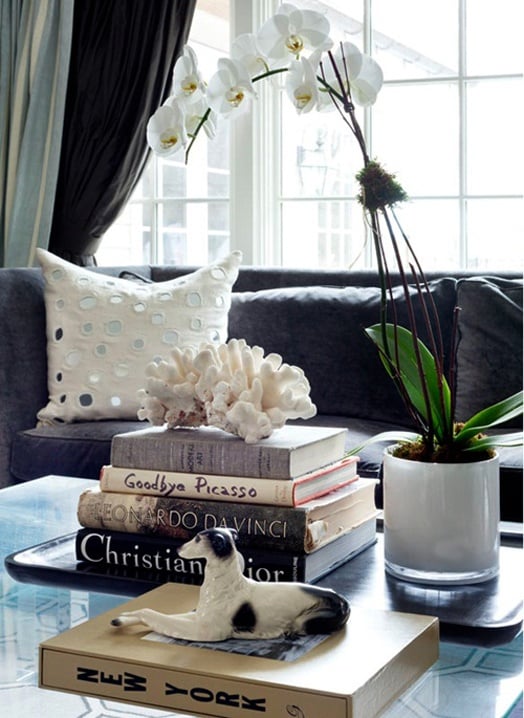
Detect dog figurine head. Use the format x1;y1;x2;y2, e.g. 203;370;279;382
178;527;239;560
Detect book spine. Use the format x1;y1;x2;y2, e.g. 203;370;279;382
40;649;347;717
77;488;309;552
99;461;357;507
75;529;309;583
111;434;296;479
110;428;346;479
100;465;299;506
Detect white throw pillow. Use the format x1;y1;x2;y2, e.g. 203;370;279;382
36;248;241;425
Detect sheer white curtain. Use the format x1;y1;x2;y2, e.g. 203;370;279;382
0;0;73;267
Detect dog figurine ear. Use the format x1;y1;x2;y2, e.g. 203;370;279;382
229;528;239;543
208;528;236;558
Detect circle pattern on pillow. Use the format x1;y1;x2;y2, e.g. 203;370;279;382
36;249;241;425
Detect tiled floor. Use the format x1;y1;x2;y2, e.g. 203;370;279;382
0;577;522;717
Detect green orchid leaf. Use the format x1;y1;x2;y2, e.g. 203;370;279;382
454;391;523;446
345;430;420;457
462;431;523;452
366;324;452;441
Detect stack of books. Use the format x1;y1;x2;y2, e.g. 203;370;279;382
75;424;379;584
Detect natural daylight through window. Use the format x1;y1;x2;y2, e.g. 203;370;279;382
97;0;523;271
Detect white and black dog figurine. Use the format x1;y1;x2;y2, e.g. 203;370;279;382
111;528;350;641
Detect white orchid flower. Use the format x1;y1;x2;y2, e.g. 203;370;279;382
319;42;383;108
285;57;320;114
146;100;188;157
350;53;384;106
231;33;268;78
173;46;206;104
257;3;332;64
207;58;257;117
184;96;217;140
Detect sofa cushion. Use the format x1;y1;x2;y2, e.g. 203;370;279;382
11;421;146;482
228;278;458;425
455;277;523;427
36;249;241;425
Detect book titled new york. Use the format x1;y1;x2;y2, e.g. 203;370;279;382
99;456;359;507
77;478;378;553
75;516;378;584
39;582;439;717
110;424;348;479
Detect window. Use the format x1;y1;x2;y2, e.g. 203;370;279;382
97;0;523;270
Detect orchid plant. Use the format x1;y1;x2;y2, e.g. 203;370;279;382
146;3;523;463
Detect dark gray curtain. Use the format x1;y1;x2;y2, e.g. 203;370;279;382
49;0;197;266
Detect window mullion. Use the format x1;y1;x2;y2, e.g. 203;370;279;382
152;159;160;265
230;0;279;265
458;0;467;266
363;0;374;266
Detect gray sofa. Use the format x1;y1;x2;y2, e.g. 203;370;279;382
1;263;522;522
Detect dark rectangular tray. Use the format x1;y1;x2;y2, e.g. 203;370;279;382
5;532;522;646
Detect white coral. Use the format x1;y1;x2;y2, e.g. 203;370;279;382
137;338;317;442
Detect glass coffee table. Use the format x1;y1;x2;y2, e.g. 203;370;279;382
1;476;522;718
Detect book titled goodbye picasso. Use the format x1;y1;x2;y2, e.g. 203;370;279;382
77;478;378;553
99;455;359;507
39;582;439;718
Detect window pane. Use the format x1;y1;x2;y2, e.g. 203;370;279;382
160;201;230;266
161;231;187;266
466;0;523;75
281;199;366;268
466;199;523;270
373;83;459;195
373;0;458;80
390;200;461;268
161;160;186;198
135;163;152;198
208;117;230;171
96;200;152;265
466;78;523;195
299;0;363;44
161;200;186;231
208;169;229;199
323;0;363;24
281;101;362;199
158;121;230;201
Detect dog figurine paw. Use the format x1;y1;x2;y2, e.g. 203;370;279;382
111;527;350;641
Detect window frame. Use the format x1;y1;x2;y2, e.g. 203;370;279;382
228;0;523;270
98;0;523;270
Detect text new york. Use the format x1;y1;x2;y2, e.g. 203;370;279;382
77;667;266;711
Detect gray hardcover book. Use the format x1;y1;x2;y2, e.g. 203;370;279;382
110;425;348;479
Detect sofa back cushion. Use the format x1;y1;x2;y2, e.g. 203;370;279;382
455;277;523;426
228;278;458;425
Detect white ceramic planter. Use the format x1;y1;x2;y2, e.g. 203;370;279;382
383;450;500;585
